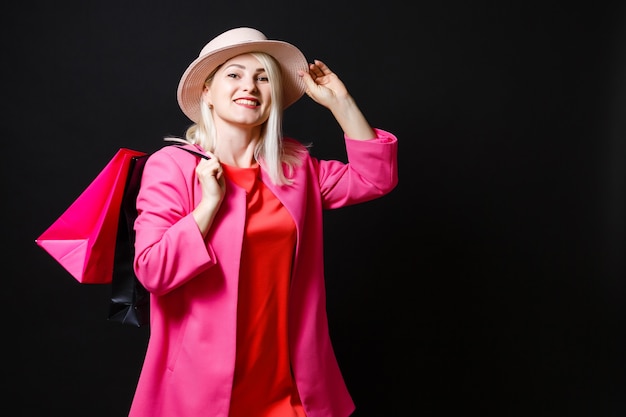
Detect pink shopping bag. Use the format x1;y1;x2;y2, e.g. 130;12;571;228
35;148;147;284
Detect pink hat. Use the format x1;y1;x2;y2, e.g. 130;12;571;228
177;27;309;123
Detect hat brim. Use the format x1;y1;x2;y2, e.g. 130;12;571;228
177;40;308;123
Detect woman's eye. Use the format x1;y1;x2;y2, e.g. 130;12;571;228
257;76;269;82
227;73;239;79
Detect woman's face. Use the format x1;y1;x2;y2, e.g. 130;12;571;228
202;53;272;128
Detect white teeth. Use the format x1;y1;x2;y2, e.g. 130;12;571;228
235;99;257;106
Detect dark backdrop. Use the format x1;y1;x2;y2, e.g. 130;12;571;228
4;1;625;416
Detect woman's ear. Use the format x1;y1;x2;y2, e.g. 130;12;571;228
201;88;213;109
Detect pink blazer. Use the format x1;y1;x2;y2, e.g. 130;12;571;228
129;128;398;417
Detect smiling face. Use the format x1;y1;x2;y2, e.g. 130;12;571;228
202;53;272;129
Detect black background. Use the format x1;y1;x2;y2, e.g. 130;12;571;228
5;1;625;416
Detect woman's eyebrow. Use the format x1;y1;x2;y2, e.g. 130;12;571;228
224;63;265;72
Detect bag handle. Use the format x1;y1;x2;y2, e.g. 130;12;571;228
170;144;211;160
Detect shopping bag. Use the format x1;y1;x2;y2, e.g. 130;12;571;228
108;153;151;327
35;148;147;284
36;144;207;326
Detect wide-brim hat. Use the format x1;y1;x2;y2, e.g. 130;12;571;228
177;27;309;123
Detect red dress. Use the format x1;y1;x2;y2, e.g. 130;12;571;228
223;163;306;417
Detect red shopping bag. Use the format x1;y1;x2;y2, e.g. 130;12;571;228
35;148;147;284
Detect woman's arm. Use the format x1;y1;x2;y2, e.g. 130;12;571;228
299;59;376;141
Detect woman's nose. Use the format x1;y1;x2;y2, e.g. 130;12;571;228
242;77;258;92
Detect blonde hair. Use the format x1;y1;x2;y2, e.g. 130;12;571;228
166;52;309;186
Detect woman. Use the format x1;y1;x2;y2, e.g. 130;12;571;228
129;27;398;417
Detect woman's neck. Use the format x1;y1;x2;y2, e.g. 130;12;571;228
213;126;260;167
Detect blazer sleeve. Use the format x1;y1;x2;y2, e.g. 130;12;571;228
316;128;398;209
133;148;216;295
